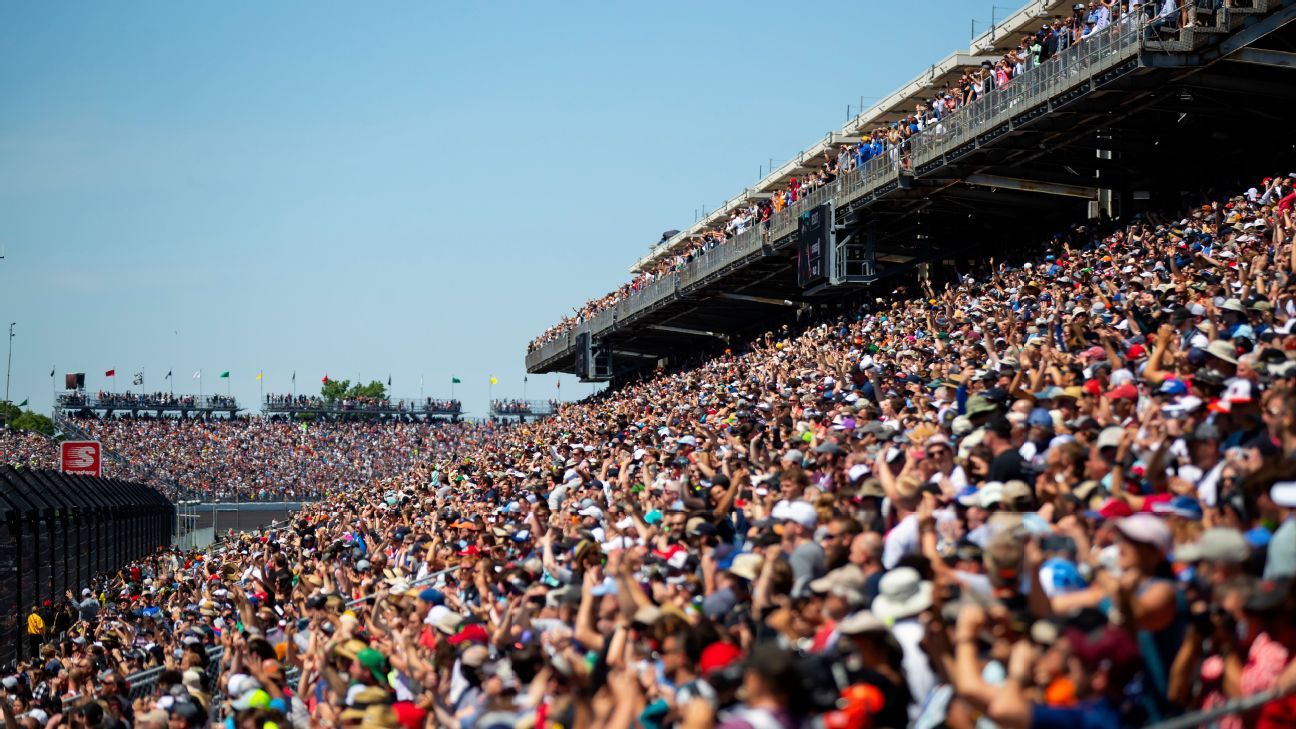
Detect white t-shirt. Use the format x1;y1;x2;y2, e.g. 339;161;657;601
882;514;919;569
893;618;937;724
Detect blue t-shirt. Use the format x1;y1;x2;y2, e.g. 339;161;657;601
1030;696;1122;729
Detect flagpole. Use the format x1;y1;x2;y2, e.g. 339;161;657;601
199;369;203;403
420;375;424;401
523;376;528;401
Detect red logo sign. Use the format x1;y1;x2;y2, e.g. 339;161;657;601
60;441;102;476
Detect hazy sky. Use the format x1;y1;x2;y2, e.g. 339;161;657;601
1;0;986;416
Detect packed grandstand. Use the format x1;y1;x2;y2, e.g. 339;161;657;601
5;2;1296;729
5;169;1296;727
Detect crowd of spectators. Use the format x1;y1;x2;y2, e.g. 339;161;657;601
6;172;1296;728
74;418;493;502
0;428;57;471
528;0;1192;353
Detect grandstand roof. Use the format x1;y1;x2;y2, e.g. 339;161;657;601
631;0;1079;274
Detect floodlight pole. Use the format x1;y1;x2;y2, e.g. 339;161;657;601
5;322;14;404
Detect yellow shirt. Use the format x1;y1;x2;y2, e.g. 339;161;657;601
27;612;45;635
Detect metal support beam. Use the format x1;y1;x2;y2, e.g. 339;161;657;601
1228;47;1296;69
646;324;726;339
715;292;798;306
610;350;658;359
1216;1;1296;58
963;174;1099;199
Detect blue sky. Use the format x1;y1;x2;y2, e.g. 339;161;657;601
1;0;985;416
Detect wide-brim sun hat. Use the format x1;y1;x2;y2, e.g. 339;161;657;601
871;567;933;621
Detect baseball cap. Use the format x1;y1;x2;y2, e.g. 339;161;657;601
1174;528;1249;564
1115;514;1172;555
780;501;818;530
1085;498;1134;523
1105;383;1138;401
699;642;744;678
1096;426;1126;450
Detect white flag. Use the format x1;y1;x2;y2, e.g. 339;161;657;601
132;372;143;386
192;370;202;379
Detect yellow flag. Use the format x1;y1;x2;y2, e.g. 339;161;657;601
255;372;263;381
489;377;499;385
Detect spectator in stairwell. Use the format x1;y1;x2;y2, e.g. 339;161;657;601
67;588;99;622
26;605;45;657
51;601;73;641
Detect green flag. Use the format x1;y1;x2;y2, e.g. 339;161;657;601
451;377;461;384
17;399;27;407
219;371;230;378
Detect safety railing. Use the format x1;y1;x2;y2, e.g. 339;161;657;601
525;3;1234;369
908;11;1146;169
56;394;241;411
680;226;766;289
490;400;559;417
261;397;461;415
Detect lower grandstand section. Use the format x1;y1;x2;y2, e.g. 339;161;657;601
0;467;173;664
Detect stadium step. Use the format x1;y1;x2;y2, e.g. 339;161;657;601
1144;37;1198;52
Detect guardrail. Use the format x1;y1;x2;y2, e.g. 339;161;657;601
261;398;462;416
909;13;1146;170
56;394;240;411
490;400;560;417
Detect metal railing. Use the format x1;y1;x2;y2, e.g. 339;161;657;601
526;3;1244;371
490;399;560;417
56;394;241;411
261;397;461;415
908;13;1147;170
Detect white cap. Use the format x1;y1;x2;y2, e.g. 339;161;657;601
1271;481;1296;509
1115;513;1172;555
780;501;818;530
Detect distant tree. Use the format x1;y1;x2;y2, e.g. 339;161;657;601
348;380;387;400
0;402;56;436
320;379;387;402
321;378;351;402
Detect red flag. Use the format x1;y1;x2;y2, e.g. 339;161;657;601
322;375;329;384
105;369;116;377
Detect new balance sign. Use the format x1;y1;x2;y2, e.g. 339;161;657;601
60;441;102;476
